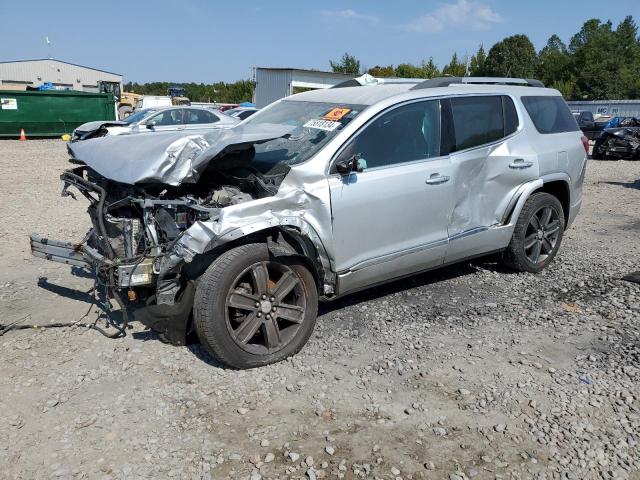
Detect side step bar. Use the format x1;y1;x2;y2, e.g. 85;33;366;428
30;234;105;268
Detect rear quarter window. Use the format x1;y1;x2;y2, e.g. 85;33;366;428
521;96;579;134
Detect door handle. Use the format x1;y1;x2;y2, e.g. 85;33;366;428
425;173;450;185
509;158;534;169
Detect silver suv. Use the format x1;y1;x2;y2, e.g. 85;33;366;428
31;77;587;369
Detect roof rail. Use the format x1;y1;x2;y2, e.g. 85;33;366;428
410;77;545;90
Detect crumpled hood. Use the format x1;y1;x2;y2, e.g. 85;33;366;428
67;123;296;186
74;120;127;133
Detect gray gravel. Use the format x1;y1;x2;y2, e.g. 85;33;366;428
0;139;639;479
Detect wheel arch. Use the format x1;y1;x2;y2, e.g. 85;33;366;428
504;176;570;227
184;224;335;297
535;176;571;224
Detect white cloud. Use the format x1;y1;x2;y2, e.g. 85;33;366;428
404;0;502;33
319;9;380;25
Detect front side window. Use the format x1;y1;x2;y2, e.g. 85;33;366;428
521;96;579;134
336;100;441;169
149;109;184;126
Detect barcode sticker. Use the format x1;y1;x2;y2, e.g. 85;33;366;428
303;119;341;132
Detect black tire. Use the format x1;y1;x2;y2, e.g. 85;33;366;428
501;192;565;273
193;243;318;369
592;139;604;160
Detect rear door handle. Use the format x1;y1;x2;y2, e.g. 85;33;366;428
425;174;450;185
509;158;534;169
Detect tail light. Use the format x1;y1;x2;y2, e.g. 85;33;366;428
581;135;589;154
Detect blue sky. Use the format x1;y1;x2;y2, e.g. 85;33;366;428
2;0;638;83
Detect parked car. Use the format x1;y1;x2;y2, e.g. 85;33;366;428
32;77;587;369
71;106;240;141
225;107;259;120
592;117;640;160
572;110;609;140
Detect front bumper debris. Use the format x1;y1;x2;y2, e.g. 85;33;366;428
30;234;105;268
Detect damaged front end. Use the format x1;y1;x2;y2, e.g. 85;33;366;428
593;121;640;161
32;124;306;344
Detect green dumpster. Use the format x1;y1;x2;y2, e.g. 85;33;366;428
0;90;116;138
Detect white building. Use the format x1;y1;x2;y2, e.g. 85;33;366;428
0;59;122;93
567;100;640;118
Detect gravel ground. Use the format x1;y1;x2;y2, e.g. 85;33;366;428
0;139;639;480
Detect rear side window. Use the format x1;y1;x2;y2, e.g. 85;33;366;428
521;96;579;134
185;109;218;124
450;96;505;151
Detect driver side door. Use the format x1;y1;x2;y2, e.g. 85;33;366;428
328;99;454;295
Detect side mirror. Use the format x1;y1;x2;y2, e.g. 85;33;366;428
335;154;366;175
145;121;156;129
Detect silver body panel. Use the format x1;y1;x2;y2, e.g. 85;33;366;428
40;82;587;300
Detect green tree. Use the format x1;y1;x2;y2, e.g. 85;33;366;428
395;63;423;78
537;34;574;95
442;53;467;77
330;53;361;75
123;80;255;103
611;16;640;99
568;19;620;99
485;34;538;78
367;65;395;77
393;59;440;79
420;58;440;78
469;44;487;76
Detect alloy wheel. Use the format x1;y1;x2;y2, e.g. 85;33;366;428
225;261;307;355
524;206;561;264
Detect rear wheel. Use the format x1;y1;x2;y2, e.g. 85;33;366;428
194;243;318;369
501;193;565;273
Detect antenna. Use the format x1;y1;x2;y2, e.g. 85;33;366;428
45;36;52;59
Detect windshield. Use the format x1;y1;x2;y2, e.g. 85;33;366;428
242;100;366;170
123;109;156;124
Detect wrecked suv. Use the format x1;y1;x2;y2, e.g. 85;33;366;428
31;77;587;369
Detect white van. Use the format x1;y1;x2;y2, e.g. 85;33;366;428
135;96;172;110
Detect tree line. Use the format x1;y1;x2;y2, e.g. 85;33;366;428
123;80;255;104
331;16;640;100
125;16;638;103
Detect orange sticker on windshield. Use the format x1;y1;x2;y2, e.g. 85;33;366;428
323;108;351;122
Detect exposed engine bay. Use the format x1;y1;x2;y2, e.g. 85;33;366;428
60;146;290;285
29;115;341;347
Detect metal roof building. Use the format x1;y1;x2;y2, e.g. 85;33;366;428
253;68;354;108
567;100;640;118
0;59;122;93
253;67;426;108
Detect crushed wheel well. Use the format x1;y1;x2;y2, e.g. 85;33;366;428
535;181;570;223
185;227;325;294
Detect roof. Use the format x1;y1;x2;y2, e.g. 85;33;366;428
286;83;559;107
256;67;353;78
0;58;121;76
286;84;417;106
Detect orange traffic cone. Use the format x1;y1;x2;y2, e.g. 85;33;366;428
19;128;26;141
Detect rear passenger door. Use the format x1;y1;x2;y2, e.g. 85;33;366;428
184;108;221;130
443;95;539;262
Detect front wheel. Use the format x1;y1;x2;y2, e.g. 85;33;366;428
501;192;565;273
592;139;605;160
193;243;318;369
